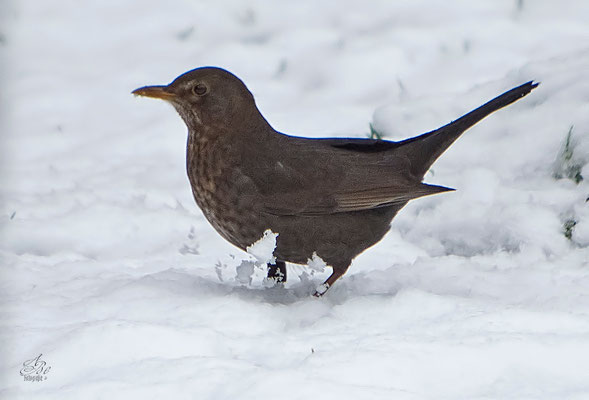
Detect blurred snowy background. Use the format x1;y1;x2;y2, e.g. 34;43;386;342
1;0;589;398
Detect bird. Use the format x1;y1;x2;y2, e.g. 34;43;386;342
133;67;537;296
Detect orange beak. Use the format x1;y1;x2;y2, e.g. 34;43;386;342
132;85;176;101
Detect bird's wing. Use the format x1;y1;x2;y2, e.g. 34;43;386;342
261;181;453;216
237;137;453;217
331;182;453;213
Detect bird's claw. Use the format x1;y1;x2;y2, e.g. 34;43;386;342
313;283;330;297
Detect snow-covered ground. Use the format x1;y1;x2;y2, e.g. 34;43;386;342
2;0;589;398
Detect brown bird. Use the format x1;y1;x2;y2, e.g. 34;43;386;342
133;67;537;296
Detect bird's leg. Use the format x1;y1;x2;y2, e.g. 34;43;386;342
267;260;287;283
313;263;350;297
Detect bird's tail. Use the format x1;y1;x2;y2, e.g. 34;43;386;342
396;81;539;179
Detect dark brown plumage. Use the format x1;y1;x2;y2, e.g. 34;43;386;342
133;67;537;296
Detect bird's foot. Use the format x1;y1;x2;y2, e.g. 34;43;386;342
267;260;287;283
313;283;330;297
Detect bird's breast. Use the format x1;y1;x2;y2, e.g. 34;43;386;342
186;136;264;249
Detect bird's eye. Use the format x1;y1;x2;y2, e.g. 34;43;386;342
193;83;208;96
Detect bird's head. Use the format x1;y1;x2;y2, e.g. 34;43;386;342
133;67;260;131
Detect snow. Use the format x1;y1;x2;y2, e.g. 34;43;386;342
307;252;327;274
235;229;277;285
246;229;277;265
1;0;589;399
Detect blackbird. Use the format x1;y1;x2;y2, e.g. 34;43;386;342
133;67;537;296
